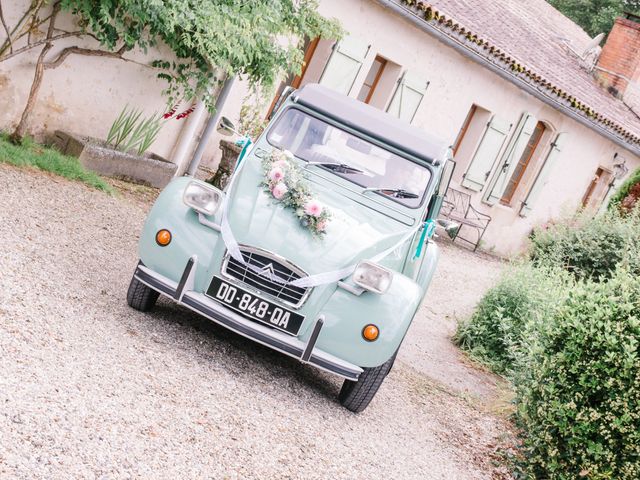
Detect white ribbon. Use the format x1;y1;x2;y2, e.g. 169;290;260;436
219;152;420;288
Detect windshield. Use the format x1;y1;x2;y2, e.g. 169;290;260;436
266;108;432;208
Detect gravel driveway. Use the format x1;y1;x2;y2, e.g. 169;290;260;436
0;164;513;479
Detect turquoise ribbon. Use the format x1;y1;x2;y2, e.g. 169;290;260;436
235;136;253;168
414;220;436;259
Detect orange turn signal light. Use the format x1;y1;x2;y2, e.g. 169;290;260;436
155;229;172;246
362;324;379;342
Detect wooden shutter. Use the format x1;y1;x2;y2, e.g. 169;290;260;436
386;71;429;123
460;116;511;191
519;133;567;217
485;113;538;205
319;36;370;95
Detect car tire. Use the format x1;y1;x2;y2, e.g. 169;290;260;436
126;274;160;312
338;353;396;413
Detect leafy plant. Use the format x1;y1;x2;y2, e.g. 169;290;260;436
107;107;143;149
1;0;342;142
106;107;163;156
529;210;640;281
238;87;273;139
455;264;570;376
547;0;640;37
459;209;640;478
516;269;640;479
609;167;640;214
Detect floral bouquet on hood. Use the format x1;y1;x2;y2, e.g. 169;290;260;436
261;149;331;236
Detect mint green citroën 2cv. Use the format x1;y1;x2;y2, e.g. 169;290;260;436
127;84;456;413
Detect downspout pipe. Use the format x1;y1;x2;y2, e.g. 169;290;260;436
185;75;237;177
372;0;640;158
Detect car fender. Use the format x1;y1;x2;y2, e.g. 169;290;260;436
138;177;226;291
314;273;423;368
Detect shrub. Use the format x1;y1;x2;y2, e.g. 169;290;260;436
529;211;640;281
516;269;640;479
454;264;570;376
609;167;640;213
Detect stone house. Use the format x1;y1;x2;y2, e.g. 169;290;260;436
2;0;640;255
253;0;640;254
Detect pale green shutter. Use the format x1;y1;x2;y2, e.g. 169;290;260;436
484;113;538;204
386;71;429;123
460;116;511;191
519;133;567;217
319;36;370;95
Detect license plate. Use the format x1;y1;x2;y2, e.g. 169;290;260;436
206;276;304;335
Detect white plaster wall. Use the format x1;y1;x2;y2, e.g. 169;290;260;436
308;0;640;256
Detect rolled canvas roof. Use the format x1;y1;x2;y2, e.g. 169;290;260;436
294;83;449;164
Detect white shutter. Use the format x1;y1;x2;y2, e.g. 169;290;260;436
484;113;538;205
319;36;370;95
460;116;512;191
386;71;429;123
519;133;567;217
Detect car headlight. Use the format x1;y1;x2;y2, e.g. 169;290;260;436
183;181;223;216
352;261;393;294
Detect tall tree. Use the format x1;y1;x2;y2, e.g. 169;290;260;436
0;0;342;143
548;0;640;37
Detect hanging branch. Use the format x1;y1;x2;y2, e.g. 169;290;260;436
0;2;12;53
0;31;84;63
0;0;47;57
44;43;128;69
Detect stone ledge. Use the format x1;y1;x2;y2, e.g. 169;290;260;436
51;130;177;188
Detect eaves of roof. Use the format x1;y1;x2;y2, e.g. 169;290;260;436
373;0;640;157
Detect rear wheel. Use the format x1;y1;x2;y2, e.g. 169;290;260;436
127;274;159;312
338;353;396;413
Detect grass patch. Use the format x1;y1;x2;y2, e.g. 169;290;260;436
0;133;113;193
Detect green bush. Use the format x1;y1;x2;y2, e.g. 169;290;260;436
516;269;640;479
529;211;640;281
454;265;570;376
609;167;640;212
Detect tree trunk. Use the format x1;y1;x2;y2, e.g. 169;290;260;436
9;1;59;144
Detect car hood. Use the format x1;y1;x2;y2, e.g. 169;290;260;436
225;156;418;274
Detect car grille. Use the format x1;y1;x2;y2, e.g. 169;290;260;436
221;247;311;308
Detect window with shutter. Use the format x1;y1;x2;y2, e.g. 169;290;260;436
386;71;429;123
484;113;538;205
460;115;511;191
519;133;567;217
581;167;613;210
318;36;370;96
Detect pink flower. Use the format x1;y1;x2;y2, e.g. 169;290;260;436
316;220;327;232
272;159;287;168
272;182;288;200
304;200;322;217
269;167;285;182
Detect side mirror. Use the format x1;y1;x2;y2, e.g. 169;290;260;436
217;116;238;137
436;218;461;239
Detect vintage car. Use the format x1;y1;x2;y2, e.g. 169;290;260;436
127;84;455;412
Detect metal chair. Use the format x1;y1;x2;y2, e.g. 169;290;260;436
440;188;491;252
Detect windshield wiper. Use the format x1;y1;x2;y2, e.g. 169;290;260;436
362;187;420;199
305;161;364;174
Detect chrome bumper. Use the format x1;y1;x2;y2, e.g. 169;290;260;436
133;260;362;381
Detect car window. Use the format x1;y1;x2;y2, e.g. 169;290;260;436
267;108;432;208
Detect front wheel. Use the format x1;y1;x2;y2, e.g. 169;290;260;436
338;353;396;413
127;273;159;312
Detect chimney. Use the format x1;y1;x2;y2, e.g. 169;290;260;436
595;12;640;98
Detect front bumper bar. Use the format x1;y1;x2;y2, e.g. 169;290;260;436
134;261;363;381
